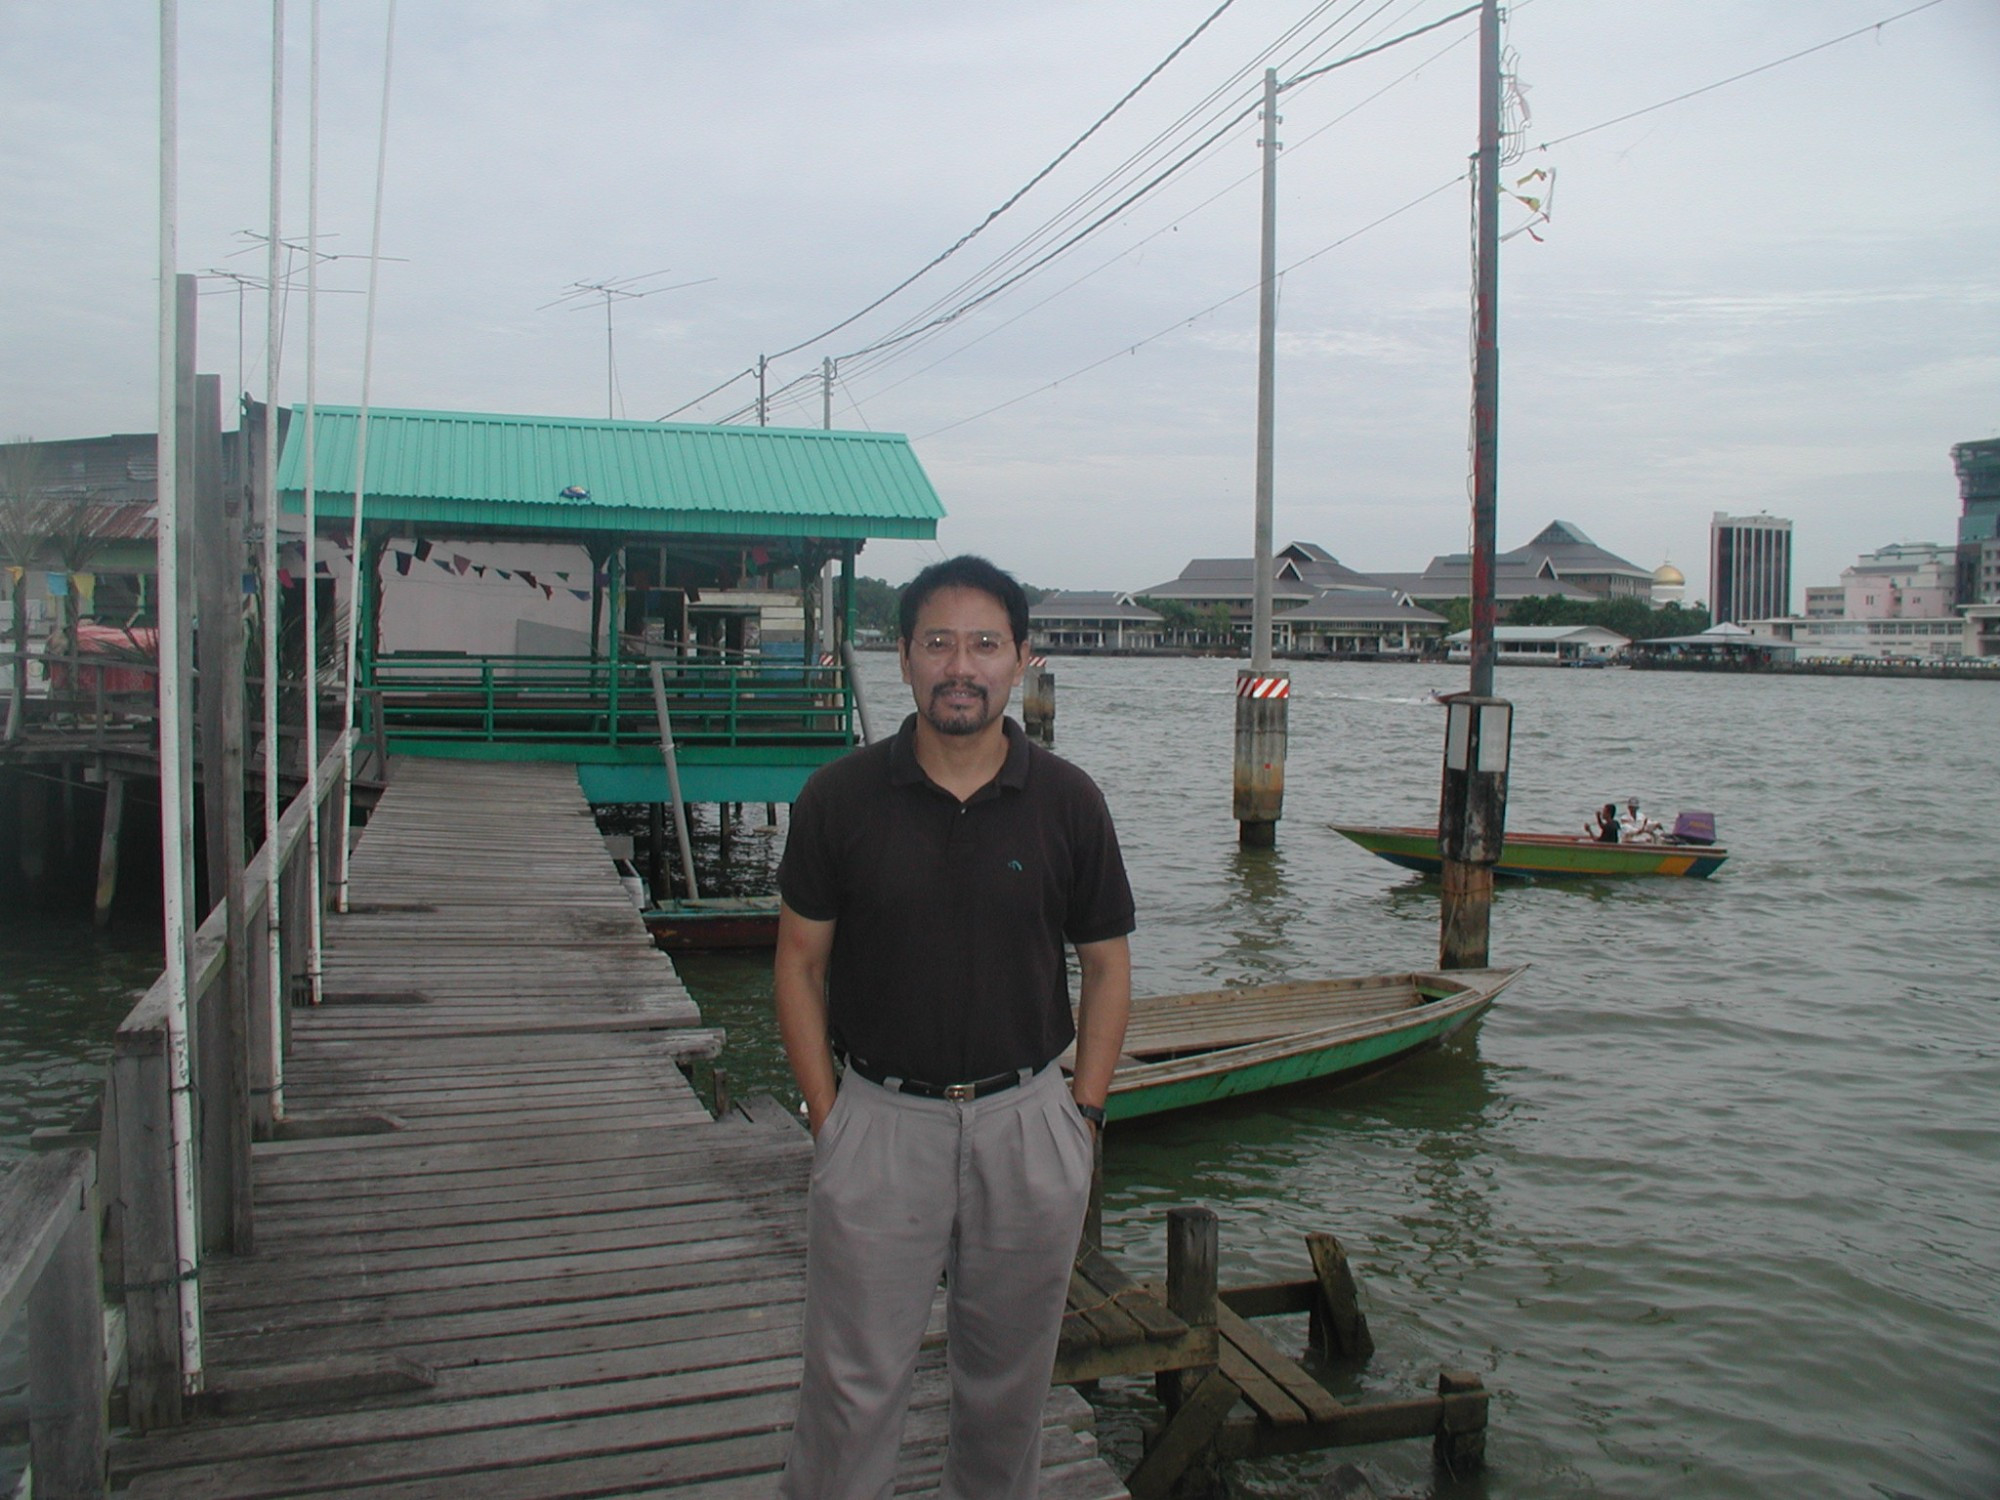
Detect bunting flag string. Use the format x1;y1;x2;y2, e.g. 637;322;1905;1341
369;543;608;604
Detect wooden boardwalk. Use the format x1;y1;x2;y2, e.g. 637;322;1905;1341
109;759;1124;1498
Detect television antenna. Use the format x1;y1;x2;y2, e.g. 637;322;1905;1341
541;270;715;419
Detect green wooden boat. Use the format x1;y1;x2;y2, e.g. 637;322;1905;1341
1070;968;1522;1123
1332;824;1729;880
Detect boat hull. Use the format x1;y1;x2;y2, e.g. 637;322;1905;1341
1331;824;1728;879
641;896;781;951
1096;968;1521;1122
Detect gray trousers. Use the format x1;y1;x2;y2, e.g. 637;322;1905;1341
779;1062;1095;1500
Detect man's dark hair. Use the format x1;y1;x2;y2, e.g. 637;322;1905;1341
898;555;1030;646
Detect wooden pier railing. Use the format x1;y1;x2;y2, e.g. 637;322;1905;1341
0;1148;108;1498
110;732;354;1429
3;732;354;1496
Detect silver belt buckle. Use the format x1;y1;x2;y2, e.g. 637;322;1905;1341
944;1082;976;1102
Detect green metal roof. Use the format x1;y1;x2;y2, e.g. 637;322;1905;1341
277;406;944;541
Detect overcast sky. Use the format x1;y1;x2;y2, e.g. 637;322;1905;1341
3;0;1996;603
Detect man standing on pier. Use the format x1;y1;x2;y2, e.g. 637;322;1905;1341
774;554;1134;1499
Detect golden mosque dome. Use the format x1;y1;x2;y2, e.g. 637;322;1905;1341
1653;561;1686;587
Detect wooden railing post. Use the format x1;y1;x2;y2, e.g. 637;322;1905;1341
1160;1206;1219;1414
111;1002;183;1430
3;1150;108;1499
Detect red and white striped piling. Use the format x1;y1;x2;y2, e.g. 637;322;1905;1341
1233;669;1289;846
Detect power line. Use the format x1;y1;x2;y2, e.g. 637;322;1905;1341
842;4;1481;402
917;172;1466;440
758;0;1244;368
1534;0;1945;152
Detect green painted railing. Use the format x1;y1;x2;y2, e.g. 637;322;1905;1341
361;651;858;751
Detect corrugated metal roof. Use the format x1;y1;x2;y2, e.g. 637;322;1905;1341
276;406;944;540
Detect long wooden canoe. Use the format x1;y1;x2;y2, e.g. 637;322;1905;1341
1070;968;1522;1123
1332;824;1729;879
641;895;781;951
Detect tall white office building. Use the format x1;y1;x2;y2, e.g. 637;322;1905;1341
1709;512;1793;624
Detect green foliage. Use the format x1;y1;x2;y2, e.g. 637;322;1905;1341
1505;594;1710;639
1437;597;1473;634
851;575;900;636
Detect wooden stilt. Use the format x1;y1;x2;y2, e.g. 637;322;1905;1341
95;772;127;928
1306;1231;1375;1360
1433;1369;1488;1475
647;801;665;899
18;773;47;885
1159;1206;1219;1413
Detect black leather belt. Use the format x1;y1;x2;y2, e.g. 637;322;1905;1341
843;1053;1040;1102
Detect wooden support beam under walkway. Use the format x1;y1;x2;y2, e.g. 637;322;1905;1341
108;759;1125;1499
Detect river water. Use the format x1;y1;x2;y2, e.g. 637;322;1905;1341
6;656;1997;1497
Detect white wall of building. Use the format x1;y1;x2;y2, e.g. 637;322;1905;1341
327;537;599;658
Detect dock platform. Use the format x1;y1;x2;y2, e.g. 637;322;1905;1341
107;759;1124;1498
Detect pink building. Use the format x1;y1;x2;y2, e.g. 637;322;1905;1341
1840;543;1957;620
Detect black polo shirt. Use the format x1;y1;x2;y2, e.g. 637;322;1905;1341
778;714;1136;1084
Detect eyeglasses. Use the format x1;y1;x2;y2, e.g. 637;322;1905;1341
914;630;1013;658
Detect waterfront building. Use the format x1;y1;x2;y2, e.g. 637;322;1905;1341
1135;540;1381;628
1278;589;1446;657
1952;437;2000;605
1838;542;1957;620
1443;624;1629;664
1366;556;1595;614
0;431;182;646
1027;591;1164;651
1747;614;1974;661
1501;520;1654;599
1709;512;1793;624
1775;541;1970;661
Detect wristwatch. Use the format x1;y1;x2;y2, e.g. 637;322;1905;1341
1075;1101;1106;1128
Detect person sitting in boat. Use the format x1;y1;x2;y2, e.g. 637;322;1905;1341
1620;798;1664;843
1587;803;1621;842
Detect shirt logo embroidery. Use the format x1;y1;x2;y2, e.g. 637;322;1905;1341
1006;859;1024;872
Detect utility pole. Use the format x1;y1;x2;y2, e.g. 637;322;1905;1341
1234;66;1287;848
1437;0;1511;971
756;354;768;427
1469;0;1500;698
822;356;833;431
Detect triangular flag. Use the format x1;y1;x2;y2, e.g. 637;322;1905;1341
453;554;471;575
414;539;433;562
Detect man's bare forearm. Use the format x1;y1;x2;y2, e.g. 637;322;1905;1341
774;902;840;1134
1070;936;1132;1109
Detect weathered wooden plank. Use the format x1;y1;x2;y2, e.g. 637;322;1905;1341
105;758;1124;1499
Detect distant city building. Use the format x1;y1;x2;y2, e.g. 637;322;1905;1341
1443;624;1629;664
1277;589;1445;657
1709;512;1793;624
1952;437;2000;605
1650;559;1686;606
1803;585;1844;619
1027;591;1163;651
1839;542;1957;620
1135;541;1380;626
1501;520;1654;599
1365;555;1596;613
